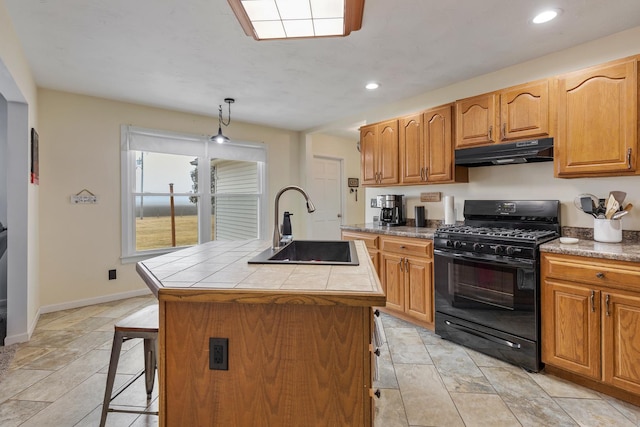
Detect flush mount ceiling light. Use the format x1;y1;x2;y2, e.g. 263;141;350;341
532;9;561;24
228;0;364;40
365;82;379;90
211;98;235;144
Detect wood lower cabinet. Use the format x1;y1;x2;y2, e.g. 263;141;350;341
555;56;639;177
541;253;640;403
360;119;399;186
342;231;434;329
380;236;434;327
341;231;379;275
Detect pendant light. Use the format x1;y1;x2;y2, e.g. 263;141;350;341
211;98;235;143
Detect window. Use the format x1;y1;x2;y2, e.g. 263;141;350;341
121;125;267;260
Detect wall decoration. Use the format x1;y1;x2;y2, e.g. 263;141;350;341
30;128;39;185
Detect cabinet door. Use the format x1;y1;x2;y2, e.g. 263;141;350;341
404;257;433;323
399;114;424;184
378;120;399;184
424;104;454;182
382;253;404;312
556;57;638;176
500;79;550;141
541;280;601;379
602;291;640;394
360;125;378;185
455;93;499;148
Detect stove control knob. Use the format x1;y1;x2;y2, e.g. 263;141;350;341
473;243;483;251
506;246;516;255
494;245;504;254
453;241;463;249
446;240;453;247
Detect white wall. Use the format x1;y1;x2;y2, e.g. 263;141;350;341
360;26;640;231
37;89;302;308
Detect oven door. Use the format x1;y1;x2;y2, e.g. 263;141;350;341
433;249;538;341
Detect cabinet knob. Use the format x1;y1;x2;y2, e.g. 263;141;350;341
374;389;381;399
374;309;380;317
596;272;605;279
374;348;381;357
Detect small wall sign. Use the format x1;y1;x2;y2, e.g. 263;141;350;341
348;177;359;187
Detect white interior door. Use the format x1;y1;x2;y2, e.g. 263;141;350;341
310;157;342;240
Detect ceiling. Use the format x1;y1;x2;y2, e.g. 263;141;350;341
5;0;640;137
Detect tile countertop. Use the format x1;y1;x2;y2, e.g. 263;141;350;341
341;223;437;239
136;239;385;306
540;238;640;263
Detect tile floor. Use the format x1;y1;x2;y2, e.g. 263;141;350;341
1;296;639;426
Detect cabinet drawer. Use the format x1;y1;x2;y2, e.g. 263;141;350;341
543;254;640;291
342;231;379;250
380;237;432;258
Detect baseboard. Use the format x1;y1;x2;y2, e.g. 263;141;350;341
39;288;153;314
3;288;153;346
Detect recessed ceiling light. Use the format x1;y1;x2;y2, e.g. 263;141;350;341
365;82;379;90
532;9;560;24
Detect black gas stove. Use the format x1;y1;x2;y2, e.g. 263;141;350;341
434;200;560;372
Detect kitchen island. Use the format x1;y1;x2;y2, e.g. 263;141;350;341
137;239;385;427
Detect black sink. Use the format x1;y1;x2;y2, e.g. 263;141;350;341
248;240;359;266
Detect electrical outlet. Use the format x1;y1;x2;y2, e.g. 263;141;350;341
209;337;228;370
108;269;116;280
370;198;377;208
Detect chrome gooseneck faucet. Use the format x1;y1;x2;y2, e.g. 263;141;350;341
272;185;316;249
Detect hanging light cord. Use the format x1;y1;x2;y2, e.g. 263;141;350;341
219;98;233;127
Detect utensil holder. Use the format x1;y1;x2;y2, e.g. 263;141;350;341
594;218;622;243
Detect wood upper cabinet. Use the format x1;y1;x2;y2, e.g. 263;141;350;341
500;79;551;141
556;56;639;177
456;79;552;149
399;113;423;183
360;119;399;186
541;253;640;397
399;104;467;184
455;93;499;148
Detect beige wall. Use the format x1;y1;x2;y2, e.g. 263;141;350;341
1;0;40;340
361;26;640;231
309;133;364;226
37;89;302;308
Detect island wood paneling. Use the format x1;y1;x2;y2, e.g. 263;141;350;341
159;300;372;426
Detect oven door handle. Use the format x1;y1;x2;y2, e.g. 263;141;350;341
433;249;535;267
444;320;522;349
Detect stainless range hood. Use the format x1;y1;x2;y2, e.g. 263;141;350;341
455;138;554;167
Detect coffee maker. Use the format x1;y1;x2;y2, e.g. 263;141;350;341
380;195;405;226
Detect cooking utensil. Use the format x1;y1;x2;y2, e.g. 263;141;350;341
623;203;633;212
612;210;629;220
605;194;620;219
610;190;626;205
580;197;597;218
573;193;598;213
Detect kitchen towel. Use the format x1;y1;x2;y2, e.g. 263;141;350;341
444;196;455;225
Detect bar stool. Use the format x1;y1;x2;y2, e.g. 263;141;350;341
99;304;159;427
